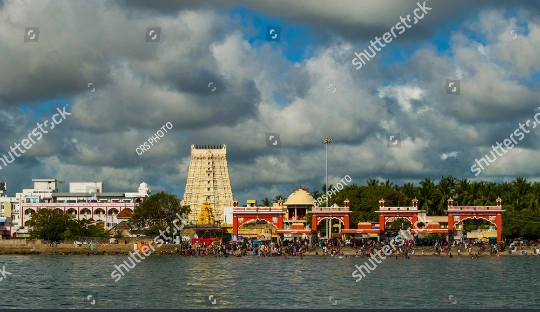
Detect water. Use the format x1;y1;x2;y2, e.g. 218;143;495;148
0;255;539;309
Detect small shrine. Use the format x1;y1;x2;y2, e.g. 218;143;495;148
198;202;215;225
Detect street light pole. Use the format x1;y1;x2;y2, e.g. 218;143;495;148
322;137;332;239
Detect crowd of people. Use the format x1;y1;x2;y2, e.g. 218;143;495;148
128;237;540;258
169;239;311;257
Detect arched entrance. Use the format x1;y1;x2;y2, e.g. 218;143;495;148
310;200;351;239
452;216;499;243
447;197;504;241
232;204;283;238
238;219;277;240
315;217;346;239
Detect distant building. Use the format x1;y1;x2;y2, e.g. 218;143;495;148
15;180;151;237
181;145;234;224
69;182;104;194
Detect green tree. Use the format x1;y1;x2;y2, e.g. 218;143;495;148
131;191;190;234
418;178;438;214
28;209;75;241
261;198;272;207
273;194;284;203
388;218;411;232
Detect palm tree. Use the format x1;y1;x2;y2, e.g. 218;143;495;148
467;181;484;206
310;190;322;201
436;177;453;214
273;194;284;203
367;179;379;187
526;182;540;213
400;182;417;205
261;198;272;207
418;178;438;214
455;178;470;206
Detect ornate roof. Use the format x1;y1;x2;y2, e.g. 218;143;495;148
284;185;314;205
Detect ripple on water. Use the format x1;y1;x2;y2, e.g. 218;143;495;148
1;255;540;308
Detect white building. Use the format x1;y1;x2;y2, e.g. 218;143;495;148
9;179;151;237
69;182;104;194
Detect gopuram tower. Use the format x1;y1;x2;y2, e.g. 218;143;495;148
181;144;234;224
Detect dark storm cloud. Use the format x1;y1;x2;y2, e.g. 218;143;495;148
116;0;540;43
0;0;538;202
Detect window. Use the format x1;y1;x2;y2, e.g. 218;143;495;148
207;188;210;191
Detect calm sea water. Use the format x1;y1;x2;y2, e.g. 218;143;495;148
0;255;539;309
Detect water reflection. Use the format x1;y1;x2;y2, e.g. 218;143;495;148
0;255;539;308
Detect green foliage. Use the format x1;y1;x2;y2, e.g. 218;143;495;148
388;218;412;231
28;209;75;241
131;191;190;232
503;211;540;239
28;209;109;240
262;177;540;239
260;198;272;206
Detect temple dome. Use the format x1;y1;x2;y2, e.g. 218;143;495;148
284;187;314;205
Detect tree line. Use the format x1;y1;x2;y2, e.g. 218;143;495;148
262;177;540;239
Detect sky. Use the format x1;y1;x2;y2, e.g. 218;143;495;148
0;0;539;203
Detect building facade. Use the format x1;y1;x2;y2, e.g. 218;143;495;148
181;144;234;224
2;179;151;237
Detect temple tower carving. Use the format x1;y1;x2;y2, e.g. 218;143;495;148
181;144;233;224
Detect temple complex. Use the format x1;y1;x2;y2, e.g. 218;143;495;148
181;145;234;224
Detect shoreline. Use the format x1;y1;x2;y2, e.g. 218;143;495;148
1;245;538;257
